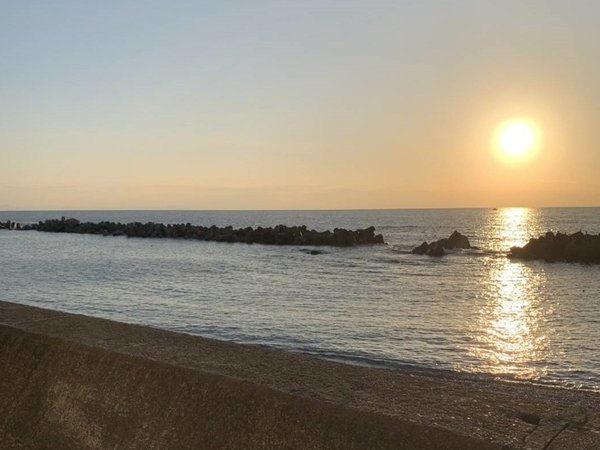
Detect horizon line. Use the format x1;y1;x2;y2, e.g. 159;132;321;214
1;205;599;213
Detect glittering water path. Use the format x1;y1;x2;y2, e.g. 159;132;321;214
1;208;599;390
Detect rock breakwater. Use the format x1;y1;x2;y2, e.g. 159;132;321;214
0;220;21;230
509;231;600;263
25;218;385;247
411;231;472;257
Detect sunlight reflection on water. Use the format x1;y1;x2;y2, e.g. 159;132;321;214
497;207;535;249
1;208;599;389
471;260;552;379
469;207;555;380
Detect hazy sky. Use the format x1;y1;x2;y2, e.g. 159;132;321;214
2;1;599;210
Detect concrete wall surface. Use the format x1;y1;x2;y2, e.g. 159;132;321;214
0;301;598;449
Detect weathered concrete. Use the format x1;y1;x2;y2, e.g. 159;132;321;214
0;301;598;449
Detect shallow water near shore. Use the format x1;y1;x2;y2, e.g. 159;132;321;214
1;208;599;391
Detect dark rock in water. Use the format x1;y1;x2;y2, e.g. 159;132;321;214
427;242;446;257
28;218;385;248
509;231;600;263
0;220;23;231
301;249;326;255
411;242;430;255
356;226;384;245
446;231;470;249
411;231;471;257
373;234;385;244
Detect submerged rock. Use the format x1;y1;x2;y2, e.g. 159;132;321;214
28;218;386;248
509;231;600;263
411;231;471;257
301;249;326;255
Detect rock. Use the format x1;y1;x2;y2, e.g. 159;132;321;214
446;231;471;249
334;228;357;247
0;221;25;231
509;230;600;263
29;218;385;247
411;231;471;257
357;226;376;244
427;242;446;257
301;249;325;255
411;242;430;255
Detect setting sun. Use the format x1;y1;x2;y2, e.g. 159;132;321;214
495;119;540;163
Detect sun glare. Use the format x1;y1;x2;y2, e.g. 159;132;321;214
494;119;540;163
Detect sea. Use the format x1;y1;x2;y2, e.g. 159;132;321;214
1;208;599;391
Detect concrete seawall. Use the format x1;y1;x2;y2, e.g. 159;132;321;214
0;301;598;449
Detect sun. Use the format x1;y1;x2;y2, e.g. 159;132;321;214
494;118;540;162
500;122;534;156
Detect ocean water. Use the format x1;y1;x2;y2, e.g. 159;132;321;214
1;208;599;391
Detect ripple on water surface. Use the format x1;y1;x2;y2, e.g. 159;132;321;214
1;207;599;390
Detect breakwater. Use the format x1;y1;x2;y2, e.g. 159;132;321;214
509;231;600;263
0;220;21;230
409;229;600;264
411;230;472;256
13;217;385;247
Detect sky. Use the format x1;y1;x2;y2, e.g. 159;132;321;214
1;1;599;210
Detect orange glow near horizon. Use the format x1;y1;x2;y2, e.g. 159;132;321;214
2;3;600;210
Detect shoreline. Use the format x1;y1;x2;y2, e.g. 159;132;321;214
1;300;599;449
239;344;600;395
7;296;599;394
